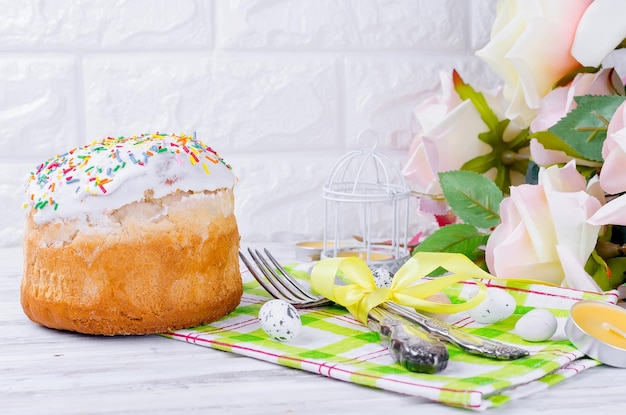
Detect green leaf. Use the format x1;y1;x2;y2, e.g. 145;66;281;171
549;95;626;162
461;153;497;174
529;130;587;160
585;250;610;291
585;251;626;291
452;70;500;134
439;170;503;229
413;224;489;275
451;70;531;195
477;119;510;148
605;257;626;290
414;223;488;255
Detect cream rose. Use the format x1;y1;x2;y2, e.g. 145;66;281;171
477;0;593;124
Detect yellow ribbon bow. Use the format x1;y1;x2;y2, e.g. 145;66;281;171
310;252;493;324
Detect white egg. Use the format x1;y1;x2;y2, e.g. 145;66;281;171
371;267;394;288
513;308;558;342
258;299;302;342
467;288;516;324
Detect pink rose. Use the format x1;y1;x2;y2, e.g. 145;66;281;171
530;68;623;167
571;0;626;67
486;161;602;290
599;100;626;195
402;70;524;211
587;101;626;226
477;0;593;124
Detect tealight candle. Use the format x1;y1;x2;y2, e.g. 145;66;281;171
296;241;326;249
565;300;626;367
295;241;326;261
298;241;397;264
336;250;393;261
295;241;345;261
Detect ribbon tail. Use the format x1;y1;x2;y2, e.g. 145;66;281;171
310;257;345;302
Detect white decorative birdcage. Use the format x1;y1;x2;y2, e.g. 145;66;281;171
322;130;411;271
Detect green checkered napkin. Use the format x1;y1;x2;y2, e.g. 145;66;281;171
163;265;619;410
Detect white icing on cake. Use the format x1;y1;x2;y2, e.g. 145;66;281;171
24;133;236;225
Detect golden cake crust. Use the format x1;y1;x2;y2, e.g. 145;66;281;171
21;189;242;335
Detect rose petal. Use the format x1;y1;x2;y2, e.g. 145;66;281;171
418;196;449;216
588;194;626;226
540;160;587;193
402;137;436;192
508;185;557;261
421;101;492;173
545;190;601;261
530;139;573;167
586;175;606;205
599;140;626;195
488;222;564;283
530;88;571;132
557;245;603;292
571;0;626;67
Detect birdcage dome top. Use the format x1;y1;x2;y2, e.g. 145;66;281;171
323;131;410;203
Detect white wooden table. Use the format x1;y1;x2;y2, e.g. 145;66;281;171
3;245;626;414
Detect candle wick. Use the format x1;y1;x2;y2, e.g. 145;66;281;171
601;322;626;339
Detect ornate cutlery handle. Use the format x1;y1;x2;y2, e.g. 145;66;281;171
381;302;529;360
367;307;449;374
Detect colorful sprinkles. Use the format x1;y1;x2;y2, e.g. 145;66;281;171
25;132;233;214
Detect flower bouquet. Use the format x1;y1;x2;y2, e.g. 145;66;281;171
403;0;626;294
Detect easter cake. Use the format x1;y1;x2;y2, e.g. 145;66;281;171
20;133;242;335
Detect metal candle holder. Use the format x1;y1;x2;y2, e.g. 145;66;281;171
322;130;411;271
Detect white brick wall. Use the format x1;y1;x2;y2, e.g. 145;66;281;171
0;0;500;247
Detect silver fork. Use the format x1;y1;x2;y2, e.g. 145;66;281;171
241;247;529;361
240;247;449;374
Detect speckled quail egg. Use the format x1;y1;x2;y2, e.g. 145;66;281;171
258;299;302;342
371;267;394;288
467;288;516;324
513;308;558;342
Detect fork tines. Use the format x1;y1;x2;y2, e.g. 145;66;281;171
239;247;332;308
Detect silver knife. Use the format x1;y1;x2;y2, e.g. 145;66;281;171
382;301;529;360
